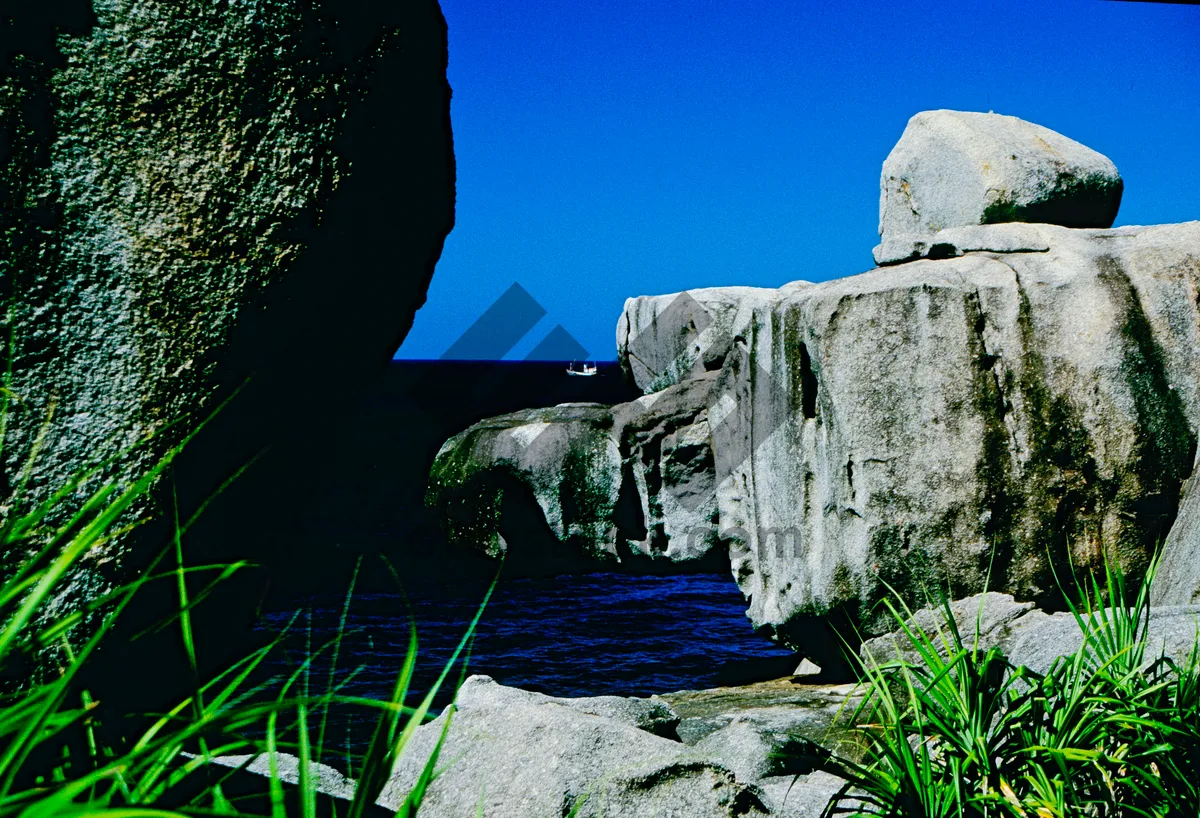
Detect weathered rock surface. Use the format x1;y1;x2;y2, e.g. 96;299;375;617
427;375;724;571
1;2;454;631
617;286;792;393
381;675;770;818
709;222;1200;653
861;592;1200;676
1151;450;1200;605
874;110;1122;265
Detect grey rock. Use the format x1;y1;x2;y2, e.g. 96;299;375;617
874;222;1053;266
874;110;1122;264
449;676;681;738
1;3;454;631
861;593;1200;677
1152;451;1200;605
705;223;1200;655
427;376;724;571
618;286;794;393
659;678;863;761
381;675;769;818
206;753;358;802
758;771;851;818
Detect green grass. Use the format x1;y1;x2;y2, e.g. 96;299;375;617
0;403;486;816
818;558;1200;818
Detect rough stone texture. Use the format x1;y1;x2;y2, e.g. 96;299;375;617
1151;450;1200;605
711;223;1200;655
861;592;1200;677
0;1;454;632
874;110;1122;265
380;675;769;818
659;677;862;760
617;286;792;393
608;222;1200;663
758;772;851;818
216;677;860;817
430;221;1200;665
427;375;724;572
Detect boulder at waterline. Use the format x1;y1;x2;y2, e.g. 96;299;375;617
874;110;1123;265
616;224;1200;653
427;374;723;572
381;675;770;818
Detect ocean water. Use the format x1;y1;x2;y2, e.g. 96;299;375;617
255;572;793;751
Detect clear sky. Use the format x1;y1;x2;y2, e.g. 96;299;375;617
396;0;1200;362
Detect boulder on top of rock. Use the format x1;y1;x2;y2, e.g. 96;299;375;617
875;110;1122;265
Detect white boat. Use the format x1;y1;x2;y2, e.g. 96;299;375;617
566;362;598;377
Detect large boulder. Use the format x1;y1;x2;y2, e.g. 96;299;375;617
612;222;1200;663
0;2;453;628
715;223;1200;652
874;110;1122;265
381;675;770;818
427;375;724;572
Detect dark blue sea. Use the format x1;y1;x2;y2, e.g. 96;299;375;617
255;572;793;754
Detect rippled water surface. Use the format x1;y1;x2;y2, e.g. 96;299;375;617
257;572;793;727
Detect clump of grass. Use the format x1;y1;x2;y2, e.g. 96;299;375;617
0;396;484;816
820;558;1200;818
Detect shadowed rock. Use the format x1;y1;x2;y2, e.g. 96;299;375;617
0;0;455;703
427;376;724;572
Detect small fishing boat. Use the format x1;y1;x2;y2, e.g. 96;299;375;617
566;361;598;377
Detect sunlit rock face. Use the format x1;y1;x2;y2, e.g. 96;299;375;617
874;110;1123;265
629;223;1200;647
1;2;454;615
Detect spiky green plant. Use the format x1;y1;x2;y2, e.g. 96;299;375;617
0;395;486;816
821;556;1200;818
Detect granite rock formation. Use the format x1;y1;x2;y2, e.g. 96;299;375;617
381;675;771;818
428;112;1200;669
427;375;723;573
874;110;1123;265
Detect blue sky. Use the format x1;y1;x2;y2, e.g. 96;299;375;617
396;0;1200;361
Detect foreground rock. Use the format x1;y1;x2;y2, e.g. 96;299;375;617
1;3;454;637
875;110;1122;264
383;676;770;817
861;592;1200;676
218;675;863;817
